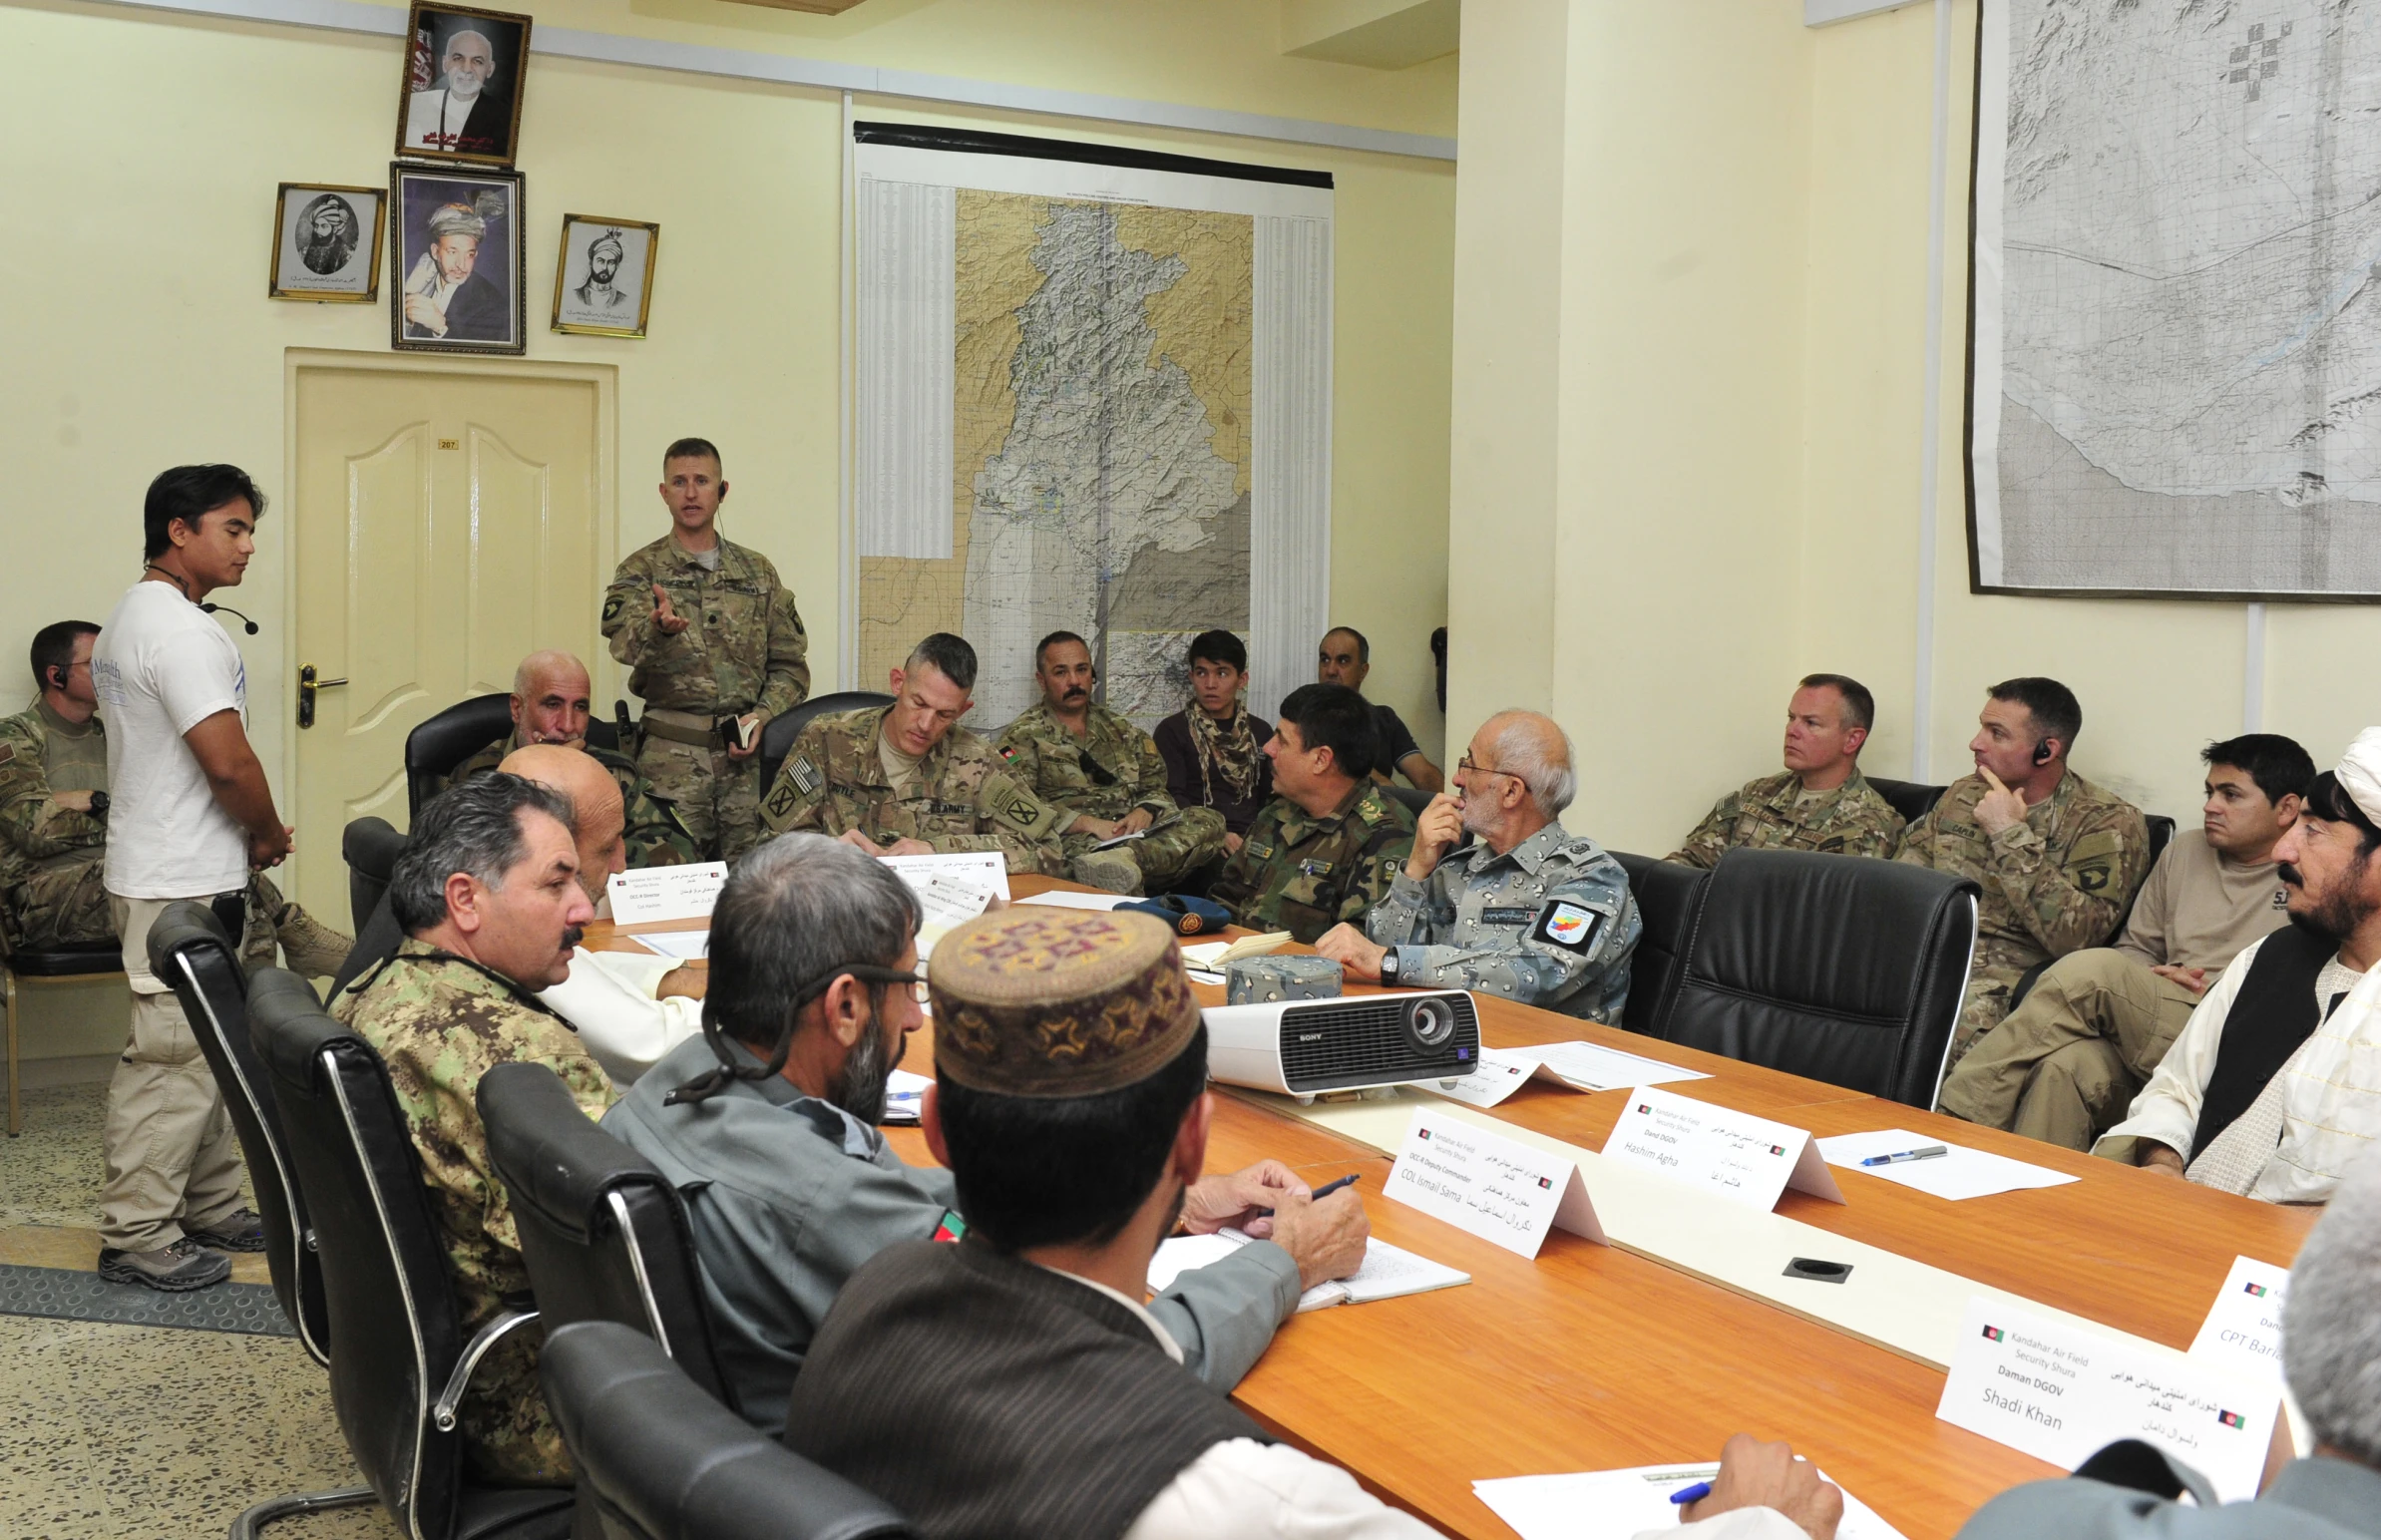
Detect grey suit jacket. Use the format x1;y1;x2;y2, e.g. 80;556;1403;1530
1959;1446;2381;1540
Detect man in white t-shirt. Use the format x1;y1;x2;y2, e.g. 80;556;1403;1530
91;466;295;1292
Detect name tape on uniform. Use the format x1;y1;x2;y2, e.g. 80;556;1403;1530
608;862;729;926
1937;1296;2283;1503
1601;1085;1843;1212
1386;1106;1605;1260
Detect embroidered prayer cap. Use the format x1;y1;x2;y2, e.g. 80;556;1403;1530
2338;728;2381;828
929;907;1200;1098
427;202;489;242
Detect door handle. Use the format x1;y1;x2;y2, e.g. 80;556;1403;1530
297;663;347;729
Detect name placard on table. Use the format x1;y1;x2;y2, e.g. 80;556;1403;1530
1936;1297;2281;1502
1601;1085;1842;1211
1386;1107;1604;1259
608;862;728;925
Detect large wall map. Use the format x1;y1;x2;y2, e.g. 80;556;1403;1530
850;127;1333;729
1970;1;2381;597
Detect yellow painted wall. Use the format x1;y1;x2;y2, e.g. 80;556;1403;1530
0;0;1454;1061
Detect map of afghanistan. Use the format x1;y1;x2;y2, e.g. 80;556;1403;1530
1975;0;2381;595
858;191;1252;729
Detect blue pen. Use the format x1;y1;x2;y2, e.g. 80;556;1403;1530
1860;1145;1948;1167
1670;1482;1713;1506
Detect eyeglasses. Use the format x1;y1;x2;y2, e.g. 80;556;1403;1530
843;963;930;1004
1457;752;1521;783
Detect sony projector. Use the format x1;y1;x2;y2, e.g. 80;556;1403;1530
1203;989;1481;1100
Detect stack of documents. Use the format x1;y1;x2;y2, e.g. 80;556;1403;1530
1473;1464;1908;1540
1148;1228;1469;1312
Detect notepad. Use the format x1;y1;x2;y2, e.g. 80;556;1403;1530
1180;933;1293;968
1147;1229;1469;1312
1473;1463;1909;1540
1016;890;1134;912
630;930;711;962
1092;812;1183;850
880;1068;931;1126
1815;1128;2078;1201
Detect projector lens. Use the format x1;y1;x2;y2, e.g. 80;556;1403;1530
1404;996;1456;1052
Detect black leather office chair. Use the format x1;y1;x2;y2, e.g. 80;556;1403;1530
1;917;120;1137
251;972;572;1540
1380;783;1433;818
758;692;894;795
1608;853;1711;1038
152;908;332;1364
541;1321;914;1540
1864;777;1947;827
344;816;406;935
406;694;622;821
479;1062;737;1415
1659;849;1980;1109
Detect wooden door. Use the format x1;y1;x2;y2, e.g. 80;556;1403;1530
290;360;605;926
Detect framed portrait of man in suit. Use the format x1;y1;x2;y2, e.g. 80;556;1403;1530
390;163;525;355
269;183;385;301
393;2;530;166
552;214;658;337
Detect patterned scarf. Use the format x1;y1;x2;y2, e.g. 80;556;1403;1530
1185;695;1262;805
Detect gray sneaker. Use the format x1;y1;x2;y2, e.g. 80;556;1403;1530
98;1238;231;1293
188;1207;267;1253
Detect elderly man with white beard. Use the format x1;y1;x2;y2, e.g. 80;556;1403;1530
1316;708;1642;1021
402;26;511;158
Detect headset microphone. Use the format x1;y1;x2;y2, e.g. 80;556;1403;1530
201;602;260;636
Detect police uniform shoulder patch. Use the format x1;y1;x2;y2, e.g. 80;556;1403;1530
1530;900;1604;954
787;755;822;797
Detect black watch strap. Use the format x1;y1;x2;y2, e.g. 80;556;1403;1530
1380;949;1399;983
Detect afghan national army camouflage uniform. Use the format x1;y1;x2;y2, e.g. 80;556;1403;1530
0;701;350;974
1206;785;1417;945
1668;768;1906;870
760;707;1067;875
335;941;618;1487
1896;770;2151;1068
993;702;1227;895
439;732;698;871
601;535;810;863
1365;822;1643;1021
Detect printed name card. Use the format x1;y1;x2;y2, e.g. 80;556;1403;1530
1432;1041;1712;1108
879;852;1010;930
1386;1107;1606;1259
1937;1298;2281;1503
2187;1255;2290;1386
608;862;728;926
1600;1085;1843;1211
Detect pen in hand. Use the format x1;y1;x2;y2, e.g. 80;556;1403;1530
1669;1482;1713;1506
1859;1145;1948;1167
1257;1172;1360;1218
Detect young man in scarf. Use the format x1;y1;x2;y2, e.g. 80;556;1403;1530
1154;630;1273;858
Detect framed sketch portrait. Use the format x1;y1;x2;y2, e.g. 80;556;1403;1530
553;215;658;337
390;163;525;355
394;2;530;166
269;183;384;301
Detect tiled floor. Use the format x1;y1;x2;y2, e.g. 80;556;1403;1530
2;1085;399;1539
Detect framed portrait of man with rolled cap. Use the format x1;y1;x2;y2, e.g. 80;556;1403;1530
269;182;385;301
390;163;525;354
394;1;529;167
552;213;658;338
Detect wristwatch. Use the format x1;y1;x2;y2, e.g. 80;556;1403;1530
1379;949;1400;984
87;791;109;818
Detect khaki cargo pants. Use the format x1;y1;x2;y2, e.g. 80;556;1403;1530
98;895;248;1253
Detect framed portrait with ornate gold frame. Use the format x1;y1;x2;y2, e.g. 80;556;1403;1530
269;183;385;301
552;214;658;338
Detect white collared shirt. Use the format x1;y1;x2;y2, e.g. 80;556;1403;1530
538;947;704;1084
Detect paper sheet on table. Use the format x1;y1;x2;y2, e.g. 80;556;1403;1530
1147;1228;1469;1313
881;1068;931;1126
878;852;1009;930
1472;1463;1908;1540
630;931;711;961
1181;933;1293;968
1016;890;1134;912
1435;1042;1712;1106
1816;1128;2079;1200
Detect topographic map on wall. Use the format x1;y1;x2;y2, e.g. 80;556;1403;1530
849;125;1333;727
1971;0;2381;596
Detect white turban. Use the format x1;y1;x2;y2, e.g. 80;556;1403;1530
427;202;487;242
2336;727;2381;827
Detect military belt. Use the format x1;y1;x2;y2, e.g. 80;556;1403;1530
641;707;726;749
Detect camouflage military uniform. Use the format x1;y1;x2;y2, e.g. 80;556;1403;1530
600;536;810;863
335;941;617;1487
0;703;350;975
994;702;1227;895
1896;771;2151;1067
438;732;698;870
760;707;1067;876
1365;822;1643;1021
1668;768;1906;869
1206;785;1416;945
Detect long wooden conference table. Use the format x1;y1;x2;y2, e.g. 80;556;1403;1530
588;874;2319;1540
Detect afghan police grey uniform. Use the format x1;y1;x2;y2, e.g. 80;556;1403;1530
993;701;1227;895
600;535;810;863
760;706;1067;875
1668;768;1906;869
1365;822;1643;1021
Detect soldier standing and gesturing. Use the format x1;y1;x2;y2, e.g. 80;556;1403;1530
1319;709;1642;1021
601;438;809;862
